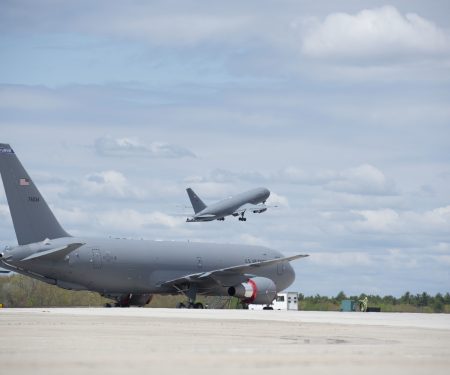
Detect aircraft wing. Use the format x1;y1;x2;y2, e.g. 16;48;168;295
186;214;217;222
21;242;85;262
233;204;277;215
194;214;216;219
161;253;308;288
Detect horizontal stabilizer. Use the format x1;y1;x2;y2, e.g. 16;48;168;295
21;242;85;262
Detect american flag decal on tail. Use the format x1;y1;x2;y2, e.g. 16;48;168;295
19;178;30;186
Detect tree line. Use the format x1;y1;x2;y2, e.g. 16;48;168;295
299;291;450;313
1;274;449;312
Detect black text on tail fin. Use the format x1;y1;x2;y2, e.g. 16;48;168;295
186;188;207;214
0;144;70;245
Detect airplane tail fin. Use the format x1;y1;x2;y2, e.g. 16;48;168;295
186;188;207;214
0;144;70;245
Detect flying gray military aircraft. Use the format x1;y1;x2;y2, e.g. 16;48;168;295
0;143;307;308
186;187;272;222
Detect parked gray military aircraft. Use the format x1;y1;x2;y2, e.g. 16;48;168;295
186;187;271;222
0;143;307;308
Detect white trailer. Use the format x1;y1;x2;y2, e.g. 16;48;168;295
248;292;299;310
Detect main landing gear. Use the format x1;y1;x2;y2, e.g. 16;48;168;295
238;212;247;221
176;302;204;309
175;283;204;309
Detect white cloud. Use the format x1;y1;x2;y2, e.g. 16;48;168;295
352;208;400;233
76;170;146;200
325;164;396;196
98;209;181;231
301;6;450;61
407;205;450;232
95;136;195;158
53;207;91;227
352;205;450;234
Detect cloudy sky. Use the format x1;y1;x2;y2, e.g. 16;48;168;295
1;0;449;296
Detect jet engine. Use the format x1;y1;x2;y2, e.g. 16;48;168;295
227;276;277;305
252;207;267;214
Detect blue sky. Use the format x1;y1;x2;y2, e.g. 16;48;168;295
1;0;449;296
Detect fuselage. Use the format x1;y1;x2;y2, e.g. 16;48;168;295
1;237;295;296
192;187;270;221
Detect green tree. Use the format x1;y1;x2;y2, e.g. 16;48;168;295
335;291;347;301
433;293;445;313
400;291;411;304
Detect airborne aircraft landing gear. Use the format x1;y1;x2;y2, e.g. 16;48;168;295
238;212;247;221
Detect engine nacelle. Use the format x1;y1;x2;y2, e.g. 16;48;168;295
227;277;277;305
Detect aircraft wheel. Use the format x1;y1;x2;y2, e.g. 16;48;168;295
176;302;186;309
263;306;273;310
193;302;204;309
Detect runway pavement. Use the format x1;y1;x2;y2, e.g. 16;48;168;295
1;308;449;374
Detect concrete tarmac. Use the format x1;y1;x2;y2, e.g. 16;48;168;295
1;308;450;375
